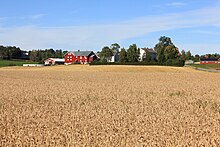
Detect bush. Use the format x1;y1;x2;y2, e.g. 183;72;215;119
8;63;17;66
165;58;185;67
165;59;173;66
90;59;184;67
73;62;81;64
90;61;159;66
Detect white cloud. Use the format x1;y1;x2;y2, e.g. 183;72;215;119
167;2;187;7
179;43;220;55
0;6;220;52
30;14;46;19
192;30;220;36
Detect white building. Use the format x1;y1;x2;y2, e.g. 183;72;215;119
108;52;119;62
139;48;157;61
44;58;65;65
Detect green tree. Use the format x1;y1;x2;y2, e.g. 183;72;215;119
29;49;57;62
0;46;6;59
0;46;21;60
63;50;68;55
186;50;192;60
127;44;139;62
194;54;200;62
110;43;120;54
181;50;186;60
154;36;175;63
55;49;63;58
29;50;38;61
164;45;179;60
100;46;113;62
119;48;127;63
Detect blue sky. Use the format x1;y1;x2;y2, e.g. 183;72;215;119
0;0;220;55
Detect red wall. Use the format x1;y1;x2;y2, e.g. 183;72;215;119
65;53;76;64
65;53;90;64
89;57;93;62
200;61;218;64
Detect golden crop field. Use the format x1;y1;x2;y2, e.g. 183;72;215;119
0;65;220;146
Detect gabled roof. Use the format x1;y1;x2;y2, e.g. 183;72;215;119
141;48;157;54
70;51;94;56
113;52;119;56
200;58;218;61
45;58;65;62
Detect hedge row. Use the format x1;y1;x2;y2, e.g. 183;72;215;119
90;59;185;67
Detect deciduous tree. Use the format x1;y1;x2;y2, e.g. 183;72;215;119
100;46;113;62
186;50;192;60
181;50;186;60
119;48;127;63
110;43;120;54
127;44;139;62
154;36;175;63
164;45;179;60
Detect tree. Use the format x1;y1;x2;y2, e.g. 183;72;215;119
180;50;186;60
164;45;179;60
11;46;22;59
63;50;68;55
0;46;21;60
55;49;63;58
0;46;6;59
29;50;38;61
194;54;200;62
110;43;120;54
154;36;175;63
209;53;219;59
44;49;55;60
186;50;192;60
29;48;57;62
100;46;113;62
127;44;139;62
119;48;127;63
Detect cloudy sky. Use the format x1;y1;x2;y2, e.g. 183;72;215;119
0;0;220;55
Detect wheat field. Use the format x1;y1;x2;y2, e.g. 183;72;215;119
0;65;220;146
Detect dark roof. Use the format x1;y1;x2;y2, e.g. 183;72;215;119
142;48;157;54
113;52;119;56
200;58;218;61
70;51;94;56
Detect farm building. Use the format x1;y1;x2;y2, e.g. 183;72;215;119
200;58;219;64
139;48;157;61
64;51;98;64
185;60;194;65
44;58;65;65
108;52;119;62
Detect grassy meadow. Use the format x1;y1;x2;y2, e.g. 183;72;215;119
0;65;220;146
189;63;220;69
0;60;39;67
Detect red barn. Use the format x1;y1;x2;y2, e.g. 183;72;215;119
200;58;219;64
64;51;98;64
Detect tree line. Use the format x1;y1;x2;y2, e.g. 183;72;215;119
29;49;67;62
0;45;22;60
98;36;192;66
0;46;67;62
1;36;219;64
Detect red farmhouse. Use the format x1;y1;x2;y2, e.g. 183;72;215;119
200;58;219;64
65;51;98;64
